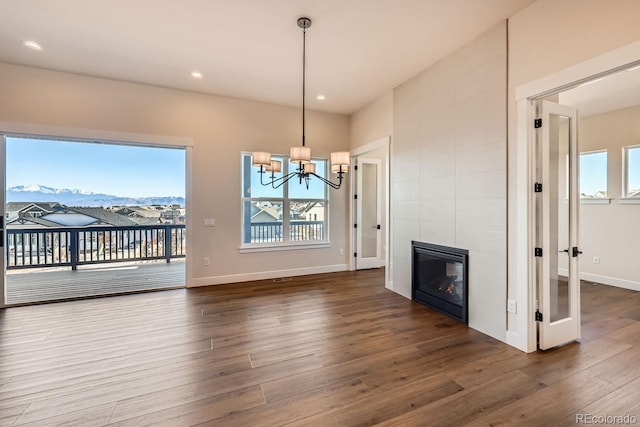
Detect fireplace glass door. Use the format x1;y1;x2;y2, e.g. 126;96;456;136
412;242;468;324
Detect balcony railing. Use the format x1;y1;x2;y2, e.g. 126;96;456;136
250;221;324;243
6;224;186;270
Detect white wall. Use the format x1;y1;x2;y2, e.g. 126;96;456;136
0;62;351;288
392;22;508;341
350;92;393;150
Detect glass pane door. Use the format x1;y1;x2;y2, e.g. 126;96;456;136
537;100;581;350
361;162;378;258
356;158;382;269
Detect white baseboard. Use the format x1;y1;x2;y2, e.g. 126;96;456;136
558;268;640;292
189;264;349;288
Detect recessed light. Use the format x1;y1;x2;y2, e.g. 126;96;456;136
191;70;203;79
316;94;326;101
23;40;43;51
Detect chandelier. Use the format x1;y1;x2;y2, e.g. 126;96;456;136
252;17;350;190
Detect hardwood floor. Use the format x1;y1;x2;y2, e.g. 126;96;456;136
0;269;638;426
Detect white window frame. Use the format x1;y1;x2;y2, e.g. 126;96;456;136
239;152;330;252
621;144;640;204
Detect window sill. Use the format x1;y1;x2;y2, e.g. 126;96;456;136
619;198;640;204
580;198;611;205
239;241;331;253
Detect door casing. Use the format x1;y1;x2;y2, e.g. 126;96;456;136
0;135;5;308
511;41;640;353
349;136;391;288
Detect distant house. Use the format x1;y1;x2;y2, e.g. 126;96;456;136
161;208;185;224
39;207;139;227
112;206;162;225
250;203;281;223
249;202;282;242
293;201;324;222
5;202;65;223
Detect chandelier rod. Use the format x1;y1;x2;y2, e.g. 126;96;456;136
301;19;307;148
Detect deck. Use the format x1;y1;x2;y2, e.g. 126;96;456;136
5;260;185;305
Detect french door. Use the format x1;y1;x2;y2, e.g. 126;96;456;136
535;100;581;349
355;157;383;269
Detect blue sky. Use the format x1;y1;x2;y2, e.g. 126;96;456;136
6;137;185;197
579;151;607;196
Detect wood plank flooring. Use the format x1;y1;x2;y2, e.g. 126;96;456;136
0;269;638;426
5;261;185;305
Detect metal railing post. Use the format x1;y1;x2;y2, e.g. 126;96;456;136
70;229;79;271
164;225;172;263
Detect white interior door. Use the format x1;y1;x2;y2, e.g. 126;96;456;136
356;158;383;269
1;135;5;308
536;100;581;350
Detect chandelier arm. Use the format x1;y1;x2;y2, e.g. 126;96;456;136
260;171;299;189
308;172;344;189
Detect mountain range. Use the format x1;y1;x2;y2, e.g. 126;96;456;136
7;184;185;207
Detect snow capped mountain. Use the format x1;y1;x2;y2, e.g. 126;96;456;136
7;184;185;207
11;184;58;194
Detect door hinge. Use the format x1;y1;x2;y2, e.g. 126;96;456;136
534;247;543;257
354;252;357;258
535;310;543;322
354;223;357;229
534;182;542;192
354;194;358;200
354;165;358;171
534;118;542;128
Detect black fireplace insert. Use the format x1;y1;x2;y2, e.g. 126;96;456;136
412;241;469;324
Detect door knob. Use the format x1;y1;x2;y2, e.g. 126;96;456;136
572;247;583;257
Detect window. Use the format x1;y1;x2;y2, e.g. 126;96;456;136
624;145;640;198
241;153;328;247
579;151;607;198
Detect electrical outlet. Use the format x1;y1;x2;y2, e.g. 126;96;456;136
593;256;600;264
204;218;215;227
203;257;210;266
339;248;344;256
507;299;517;314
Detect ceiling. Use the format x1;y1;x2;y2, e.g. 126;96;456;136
560;64;640;117
0;0;536;115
